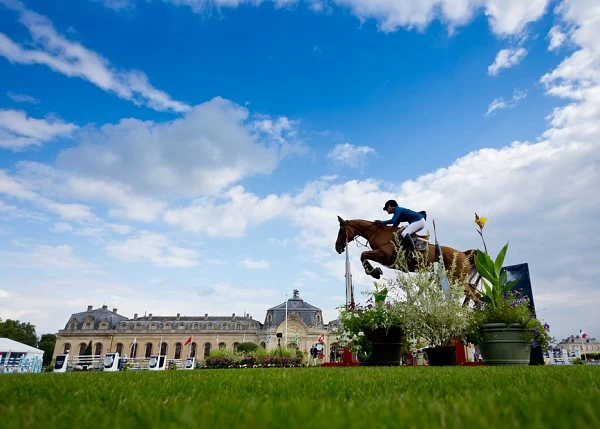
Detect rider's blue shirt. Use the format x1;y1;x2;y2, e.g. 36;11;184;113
381;207;424;227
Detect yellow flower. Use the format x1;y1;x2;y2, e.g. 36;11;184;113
475;213;487;229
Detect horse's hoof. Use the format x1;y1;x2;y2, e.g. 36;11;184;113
371;268;383;279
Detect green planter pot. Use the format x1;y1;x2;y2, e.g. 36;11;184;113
480;323;530;366
361;326;404;366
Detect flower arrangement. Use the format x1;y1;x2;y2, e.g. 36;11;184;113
467;214;554;351
335;284;405;361
387;255;472;349
203;346;306;369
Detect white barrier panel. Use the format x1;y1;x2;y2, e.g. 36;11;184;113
149;355;167;371
54;354;69;372
103;353;120;372
182;357;195;370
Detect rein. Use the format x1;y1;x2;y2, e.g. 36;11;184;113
345;222;377;249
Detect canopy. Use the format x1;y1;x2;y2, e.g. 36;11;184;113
0;337;44;356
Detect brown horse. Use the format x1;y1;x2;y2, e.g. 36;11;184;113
335;216;478;297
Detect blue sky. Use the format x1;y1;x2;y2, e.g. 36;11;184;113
1;0;598;342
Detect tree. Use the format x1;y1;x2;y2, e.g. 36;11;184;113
0;318;37;347
38;334;57;366
83;340;93;356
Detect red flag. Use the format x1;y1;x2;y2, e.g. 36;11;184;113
317;333;324;343
184;336;193;346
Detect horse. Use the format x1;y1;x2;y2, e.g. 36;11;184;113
334;216;479;300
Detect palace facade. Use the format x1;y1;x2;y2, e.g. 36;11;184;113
52;290;342;362
557;334;600;354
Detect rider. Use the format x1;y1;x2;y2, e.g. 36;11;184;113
375;200;426;258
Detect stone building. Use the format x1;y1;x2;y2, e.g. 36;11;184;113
52;290;341;362
557;334;600;354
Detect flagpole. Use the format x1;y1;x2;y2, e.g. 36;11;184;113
345;229;354;307
285;293;288;346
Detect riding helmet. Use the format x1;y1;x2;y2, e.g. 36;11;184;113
383;199;398;210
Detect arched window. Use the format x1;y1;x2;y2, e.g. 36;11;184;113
221;323;227;329
175;342;182;359
131;343;138;358
236;323;242;330
233;342;240;350
94;343;103;355
63;343;71;354
78;342;87;355
218;342;226;349
145;343;153;358
203;342;211;357
260;342;266;349
207;323;213;330
115;343;124;356
267;314;272;322
160;343;168;356
190;342;197;358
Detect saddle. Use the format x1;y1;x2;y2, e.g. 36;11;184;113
397;226;430;252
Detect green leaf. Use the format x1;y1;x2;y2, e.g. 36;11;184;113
475;251;496;285
494;242;509;277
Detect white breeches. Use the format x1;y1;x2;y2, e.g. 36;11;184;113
400;218;426;237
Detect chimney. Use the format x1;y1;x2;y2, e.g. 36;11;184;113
148;313;153;320
112;308;118;314
87;305;93;312
102;304;108;311
204;313;208;320
176;313;181;320
133;313;138;320
232;313;235;319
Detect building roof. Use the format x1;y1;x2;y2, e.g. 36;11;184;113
264;290;323;328
0;337;44;355
65;305;128;330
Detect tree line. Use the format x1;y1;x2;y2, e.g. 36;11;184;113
0;318;56;366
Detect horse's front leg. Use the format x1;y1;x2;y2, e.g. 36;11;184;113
360;250;388;279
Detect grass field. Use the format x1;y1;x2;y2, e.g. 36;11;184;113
2;366;599;428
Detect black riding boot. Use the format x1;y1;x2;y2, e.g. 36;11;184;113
401;234;416;259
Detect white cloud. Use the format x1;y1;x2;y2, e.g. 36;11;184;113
485;89;527;116
0;243;100;272
0;0;188;112
328;143;375;167
0;109;76;150
0;289;9;298
164;185;292;236
548;25;566;51
484;0;549;36
6;91;39;104
51;222;73;233
57;97;303;199
166;0;548;36
239;258;270;269
105;232;200;268
487;47;527;76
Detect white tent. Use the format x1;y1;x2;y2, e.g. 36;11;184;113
0;337;44;373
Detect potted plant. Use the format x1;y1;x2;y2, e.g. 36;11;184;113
387;256;472;366
466;214;554;365
336;284;406;366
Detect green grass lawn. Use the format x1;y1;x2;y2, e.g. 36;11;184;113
2;366;599;428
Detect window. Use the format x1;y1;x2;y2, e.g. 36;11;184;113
218;342;226;349
85;323;91;329
78;342;87;355
63;343;71;354
94;343;103;356
115;343;123;356
150;324;156;330
175;342;182;359
160;342;167;356
190;342;197;358
208;323;213;330
178;323;185;330
233;342;240;350
221;323;227;329
267;314;272;322
236;323;242;330
203;342;211;357
145;343;153;358
260;342;266;349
